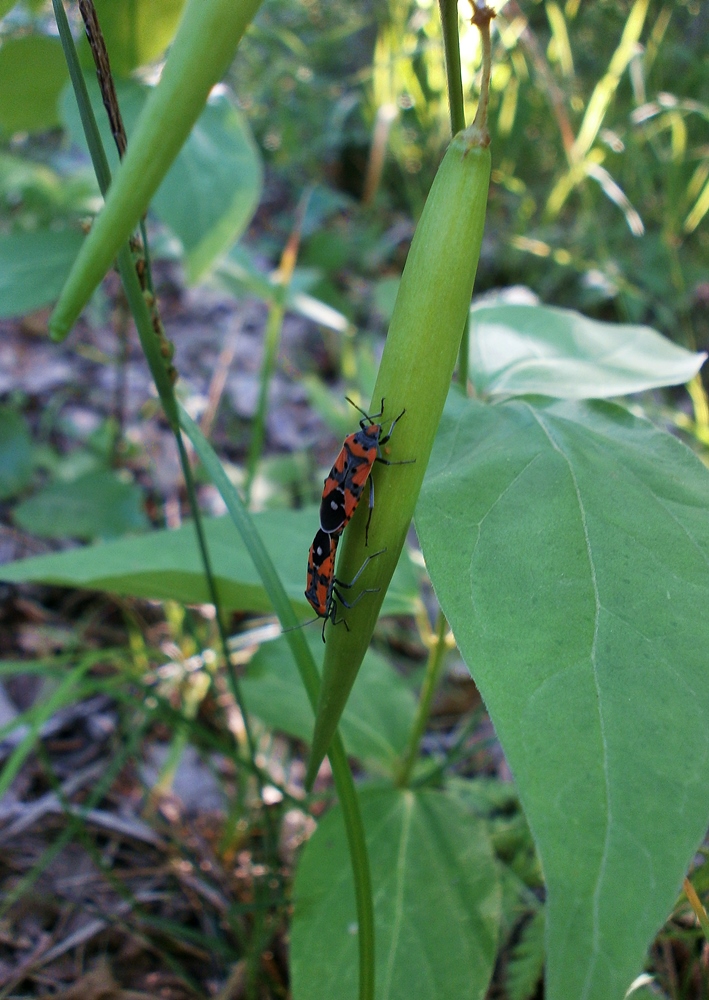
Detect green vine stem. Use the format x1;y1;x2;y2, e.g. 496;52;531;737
52;0;280;873
53;3;375;996
438;0;469;388
179;408;376;1000
396;609;450;786
439;0;466;136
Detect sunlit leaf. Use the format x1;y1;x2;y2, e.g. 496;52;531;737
470;303;705;399
417;393;709;1000
0;36;68;133
0;508;420;616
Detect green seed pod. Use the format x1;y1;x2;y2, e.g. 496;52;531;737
306;121;491;788
49;0;262;342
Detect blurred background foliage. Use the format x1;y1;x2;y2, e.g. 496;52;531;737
229;0;709;347
0;0;706;351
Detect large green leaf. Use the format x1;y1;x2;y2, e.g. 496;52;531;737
12;469;149;540
0;229;84;319
0;36;68;134
80;0;187;78
0;507;420;617
416;393;709;1000
61;77;262;280
243;636;416;774
469;303;706;399
291;787;500;1000
0;407;33;500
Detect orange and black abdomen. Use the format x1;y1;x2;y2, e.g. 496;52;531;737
305;529;338;616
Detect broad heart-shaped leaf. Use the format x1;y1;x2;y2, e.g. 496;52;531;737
0;36;68;134
12;469;149;540
415;393;709;1000
0;507;419;618
291;786;500;1000
0;229;84;319
61;77;262;281
469;303;706;399
243;635;416;774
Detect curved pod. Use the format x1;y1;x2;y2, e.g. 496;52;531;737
50;0;262;341
306;122;491;787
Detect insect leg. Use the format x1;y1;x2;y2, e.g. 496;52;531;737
379;408;406;445
364;476;374;547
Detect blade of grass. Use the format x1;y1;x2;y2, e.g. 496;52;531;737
684;877;709;942
53;10;283;989
178;405;376;1000
53;7;375;995
395;610;450;786
0;713;148;922
546;0;650;217
0;657;95;800
545;1;574;78
54;0;268;799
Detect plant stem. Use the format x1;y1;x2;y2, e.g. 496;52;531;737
439;0;471;391
439;0;466;136
55;7;375;995
180;408;375;1000
453;3;495;393
55;0;279;945
396;610;449;786
471;2;494;134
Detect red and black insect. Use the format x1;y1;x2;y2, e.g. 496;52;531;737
304;528;383;641
319;398;413;545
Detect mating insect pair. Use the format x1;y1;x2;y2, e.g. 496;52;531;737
302;399;413;640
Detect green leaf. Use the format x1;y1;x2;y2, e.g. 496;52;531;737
469;303;706;399
79;0;187;78
0;507;420;616
0;229;84;319
13;469;149;540
0;36;69;134
291;787;500;1000
506;909;545;1000
0;153;98;224
61;77;262;280
243;635;417;773
416;394;709;1000
0;407;33;500
153;91;263;281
